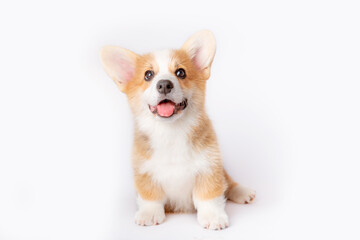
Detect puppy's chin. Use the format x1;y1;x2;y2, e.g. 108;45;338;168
152;110;186;122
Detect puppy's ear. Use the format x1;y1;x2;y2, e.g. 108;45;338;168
100;46;139;92
182;30;216;79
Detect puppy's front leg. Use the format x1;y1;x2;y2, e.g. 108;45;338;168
134;173;166;226
194;172;229;230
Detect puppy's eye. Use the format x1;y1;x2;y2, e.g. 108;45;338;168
175;68;186;79
144;70;154;81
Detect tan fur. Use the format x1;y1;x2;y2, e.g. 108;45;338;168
131;128;152;170
189;110;231;201
190;113;217;150
194;163;227;200
132;128;164;201
125;54;156;98
224;169;239;198
134;173;164;201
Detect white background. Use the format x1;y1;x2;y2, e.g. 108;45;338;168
0;0;359;239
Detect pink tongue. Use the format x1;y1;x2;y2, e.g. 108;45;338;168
157;101;175;117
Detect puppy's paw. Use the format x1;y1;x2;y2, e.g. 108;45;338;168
197;211;229;230
135;207;165;226
228;185;256;204
236;187;256;204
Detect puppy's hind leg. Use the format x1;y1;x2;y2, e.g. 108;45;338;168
224;170;256;204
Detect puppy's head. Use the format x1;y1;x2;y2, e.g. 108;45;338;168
100;30;216;122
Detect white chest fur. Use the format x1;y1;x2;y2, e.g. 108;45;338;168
137;112;211;212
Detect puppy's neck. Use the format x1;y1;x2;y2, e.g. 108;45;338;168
135;106;207;146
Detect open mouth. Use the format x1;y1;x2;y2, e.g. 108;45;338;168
149;99;188;118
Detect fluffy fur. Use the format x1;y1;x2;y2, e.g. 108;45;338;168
100;30;255;230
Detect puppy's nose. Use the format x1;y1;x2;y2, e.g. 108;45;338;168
157;80;174;95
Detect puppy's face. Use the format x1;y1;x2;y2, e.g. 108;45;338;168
100;30;216;122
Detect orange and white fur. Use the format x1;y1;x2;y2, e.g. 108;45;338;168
100;30;255;230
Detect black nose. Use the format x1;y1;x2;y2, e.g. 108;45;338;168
156;80;174;95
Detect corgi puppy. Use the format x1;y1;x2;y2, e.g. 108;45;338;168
100;30;256;230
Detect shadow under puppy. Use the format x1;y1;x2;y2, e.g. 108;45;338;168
100;30;255;230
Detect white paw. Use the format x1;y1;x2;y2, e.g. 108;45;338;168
229;185;256;204
197;211;229;230
238;187;256;204
134;207;165;226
